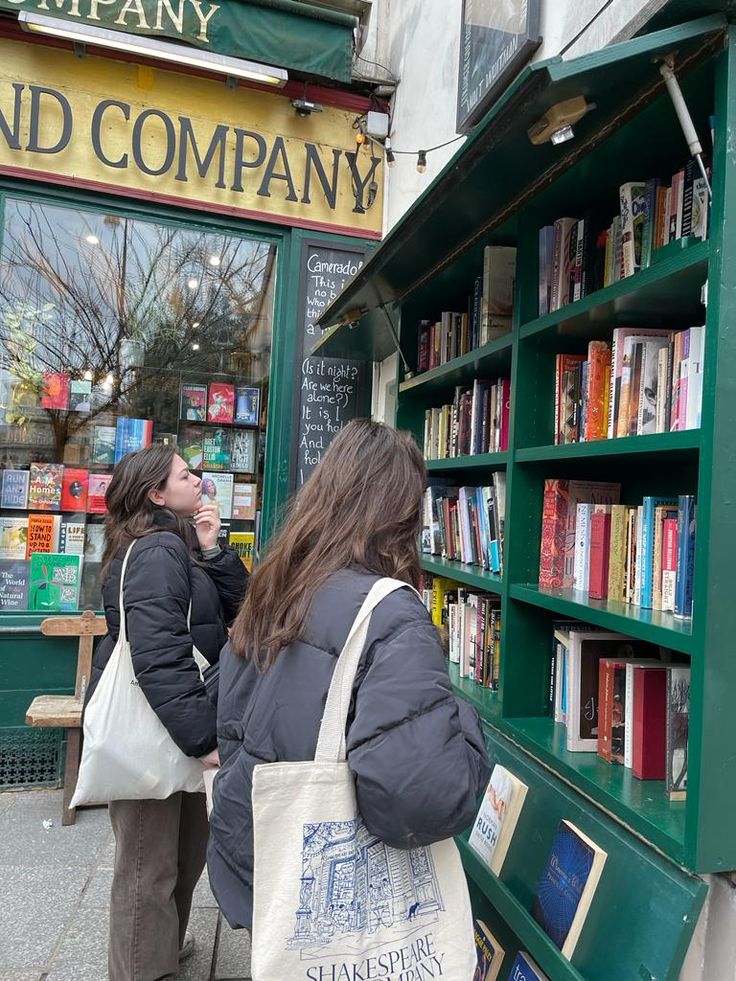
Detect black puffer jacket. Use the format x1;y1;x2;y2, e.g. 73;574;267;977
207;565;490;930
89;517;249;759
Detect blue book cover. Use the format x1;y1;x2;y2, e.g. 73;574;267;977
508;951;547;981
640;495;677;609
675;495;696;619
532;819;607;957
114;418;153;463
1;469;29;509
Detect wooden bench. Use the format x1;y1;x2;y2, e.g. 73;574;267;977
26;611;107;825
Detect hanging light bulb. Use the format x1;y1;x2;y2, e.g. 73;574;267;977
83;369;93;382
187;277;199;290
385;138;396;168
416;150;427;174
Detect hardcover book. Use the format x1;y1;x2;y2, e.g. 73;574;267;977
84;523;106;563
87;474;112;514
0;517;29;560
232;482;257;522
1;469;29;509
40;370;70;410
508;951;548;981
207;382;235;424
468;764;528;876
0;559;30;610
202;428;230;470
632;665;668;780
91;425;117;466
114;417;153;464
473;918;504;981
230;429;257;473
25;514;60;559
532;819;607;958
29;552;82;611
201;472;234;520
61;468;89;512
68;379;92;412
28;463;63;511
180;426;204;470
667;665;690;800
230;531;255;572
234;386;260;425
59;520;86;556
180;383;208;422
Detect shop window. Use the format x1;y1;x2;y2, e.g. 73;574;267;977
0;199;275;612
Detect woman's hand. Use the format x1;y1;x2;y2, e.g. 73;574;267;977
200;748;220;769
193;503;221;551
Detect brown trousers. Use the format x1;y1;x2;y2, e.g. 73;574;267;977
108;792;209;981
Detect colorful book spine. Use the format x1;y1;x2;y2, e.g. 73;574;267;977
674;495;696;619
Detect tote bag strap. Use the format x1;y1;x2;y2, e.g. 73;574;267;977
116;540;139;647
314;578;417;764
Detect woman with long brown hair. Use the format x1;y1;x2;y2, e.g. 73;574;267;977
208;418;490;930
86;443;248;981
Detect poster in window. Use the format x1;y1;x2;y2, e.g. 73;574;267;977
456;0;541;134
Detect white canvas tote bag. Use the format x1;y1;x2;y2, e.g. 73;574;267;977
251;578;477;981
70;541;205;806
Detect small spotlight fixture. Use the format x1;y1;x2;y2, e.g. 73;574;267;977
550;124;575;146
292;98;323;117
416;150;427;174
527;96;594;145
385;138;396;168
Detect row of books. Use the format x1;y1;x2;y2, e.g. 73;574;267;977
0;513;105;564
421;574;501;689
180;382;260;426
415;246;516;374
180;425;257;473
423;378;510;459
1;466;111;514
539;479;696;617
469;763;606;964
422;475;507;575
200;475;256;522
474;918;545;981
89;418;152;467
539;166;709;315
548;624;689;798
0;552;83;612
555;326;704;445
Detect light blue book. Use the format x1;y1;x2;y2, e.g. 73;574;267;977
640;495;677;609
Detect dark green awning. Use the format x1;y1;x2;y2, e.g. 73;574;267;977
313;13;726;359
0;0;355;82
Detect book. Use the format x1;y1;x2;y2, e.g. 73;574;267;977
232;482;257;521
114;417;153;463
180;383;208;422
632;665;668;780
61;468;89;512
666;665;690;800
40;370;70;410
234;386;260;425
84;523;106;563
68;379;92;412
481;245;516;341
675;495;696;619
0;558;30;610
180;426;204;470
468;764;528;876
597;657;629;763
26;513;61;559
1;469;29;509
59;520;86;556
91;425;117;466
202;428;230;470
532;819;607;958
87;474;112;514
508;951;548;981
28;463;63;511
29;552;82;611
201;472;234;520
230;531;255;572
230;429;257;473
207;382;235;424
473;918;504;980
620;181;647;277
0;517;29;560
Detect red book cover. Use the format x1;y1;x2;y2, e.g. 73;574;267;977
88;474;112;514
499;378;511;451
633;666;667;780
61;468;89;512
588;508;612;599
40;371;70;410
539;479;569;589
207;383;235;424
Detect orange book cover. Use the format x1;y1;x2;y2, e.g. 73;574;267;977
26;513;59;559
585;342;612;442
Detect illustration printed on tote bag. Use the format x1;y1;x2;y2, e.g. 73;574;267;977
288;818;444;955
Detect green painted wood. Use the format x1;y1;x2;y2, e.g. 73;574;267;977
420;557;503;594
516;431;701;461
458;726;706;981
448;661;501;723
399;337;513;397
426;453;508;472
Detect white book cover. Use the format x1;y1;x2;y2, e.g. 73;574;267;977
620;182;647;278
573;503;593;593
655;347;670;434
468;764;528;876
0;517;28;560
685;326;705;430
60;521;86;556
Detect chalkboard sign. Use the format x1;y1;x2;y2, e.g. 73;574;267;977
293;241;370;488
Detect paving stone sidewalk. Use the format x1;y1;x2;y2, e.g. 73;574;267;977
0;788;251;981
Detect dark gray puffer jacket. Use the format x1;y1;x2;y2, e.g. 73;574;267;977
207;565;490;930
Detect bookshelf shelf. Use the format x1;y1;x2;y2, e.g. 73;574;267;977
399;336;513;397
448;661;501;722
515;430;701;462
520;239;708;342
502;716;686;860
509;584;695;654
426;452;508;472
420;556;503;593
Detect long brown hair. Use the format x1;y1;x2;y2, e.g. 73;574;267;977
230;419;426;667
102;443;191;572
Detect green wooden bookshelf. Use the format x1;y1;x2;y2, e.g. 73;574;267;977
314;13;733;978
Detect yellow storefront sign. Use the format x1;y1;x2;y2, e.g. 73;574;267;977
0;38;384;238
